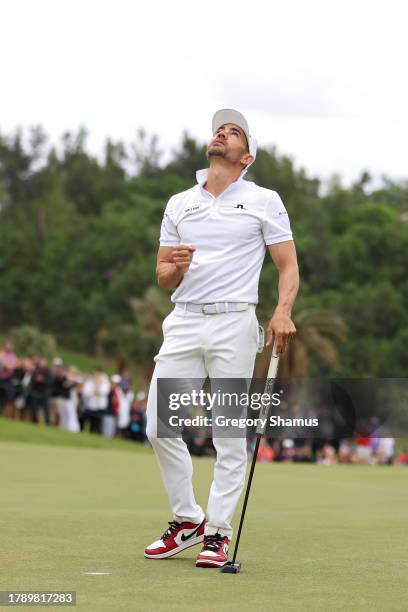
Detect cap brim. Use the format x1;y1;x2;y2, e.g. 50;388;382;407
212;108;257;162
212;109;250;142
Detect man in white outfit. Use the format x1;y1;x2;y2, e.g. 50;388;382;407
144;109;299;568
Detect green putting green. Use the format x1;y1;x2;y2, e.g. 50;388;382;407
1;430;408;611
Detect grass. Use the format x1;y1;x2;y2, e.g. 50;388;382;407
1;427;408;611
0;418;147;453
55;348;118;377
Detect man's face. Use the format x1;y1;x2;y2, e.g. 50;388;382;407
207;123;252;167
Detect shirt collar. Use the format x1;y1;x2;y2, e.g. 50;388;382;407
195;166;249;187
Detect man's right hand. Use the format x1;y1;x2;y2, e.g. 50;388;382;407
171;244;196;274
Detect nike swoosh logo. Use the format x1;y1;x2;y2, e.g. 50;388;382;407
180;522;203;542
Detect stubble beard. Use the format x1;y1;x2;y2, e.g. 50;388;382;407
207;144;226;160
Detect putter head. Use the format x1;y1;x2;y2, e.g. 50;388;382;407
221;561;241;574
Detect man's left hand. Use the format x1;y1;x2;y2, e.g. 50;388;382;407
265;309;296;353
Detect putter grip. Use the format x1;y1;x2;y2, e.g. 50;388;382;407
255;340;280;435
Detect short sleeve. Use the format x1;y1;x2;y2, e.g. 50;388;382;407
262;191;293;246
159;198;180;247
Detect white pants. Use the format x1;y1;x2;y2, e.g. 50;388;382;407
146;303;259;539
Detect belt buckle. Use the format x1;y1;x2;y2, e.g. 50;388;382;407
202;303;214;314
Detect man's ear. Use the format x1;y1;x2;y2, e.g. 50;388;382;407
241;153;254;168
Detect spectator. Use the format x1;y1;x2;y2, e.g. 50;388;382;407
59;366;82;433
317;443;338;465
0;339;18;418
116;378;134;436
338;439;353;464
125;392;147;443
20;358;35;421
279;438;295;462
185;434;216;457
28;357;53;424
293;439;314;462
375;437;395;465
103;374;121;438
49;357;66;426
354;435;372;464
256;438;275;462
81;367;110;434
118;368;133;393
10;358;26;420
396;448;408;466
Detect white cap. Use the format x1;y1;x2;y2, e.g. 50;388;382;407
111;374;121;384
212;108;257;162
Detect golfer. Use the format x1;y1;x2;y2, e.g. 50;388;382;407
144;109;299;567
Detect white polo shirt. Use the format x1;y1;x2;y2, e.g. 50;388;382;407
159;168;293;304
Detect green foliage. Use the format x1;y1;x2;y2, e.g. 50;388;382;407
164;131;208;181
10;325;57;358
0;126;407;376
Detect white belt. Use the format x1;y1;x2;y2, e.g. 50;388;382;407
177;302;252;315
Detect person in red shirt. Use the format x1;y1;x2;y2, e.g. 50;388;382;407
256;438;275;462
396;448;408;465
354;435;372;464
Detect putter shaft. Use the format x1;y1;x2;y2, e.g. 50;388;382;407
229;341;280;566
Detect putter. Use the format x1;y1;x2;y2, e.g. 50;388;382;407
221;339;280;574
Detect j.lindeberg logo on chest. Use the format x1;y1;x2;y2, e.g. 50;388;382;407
234;203;246;209
184;204;200;214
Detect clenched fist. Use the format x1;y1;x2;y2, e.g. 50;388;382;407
171;244;196;274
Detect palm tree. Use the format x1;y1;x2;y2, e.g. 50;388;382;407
254;309;348;378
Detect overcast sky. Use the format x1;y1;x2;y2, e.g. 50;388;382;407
1;0;407;184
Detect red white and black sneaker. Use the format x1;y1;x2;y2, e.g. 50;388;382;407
144;519;206;559
195;533;230;568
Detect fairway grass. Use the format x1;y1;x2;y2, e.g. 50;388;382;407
0;418;148;453
1;441;408;612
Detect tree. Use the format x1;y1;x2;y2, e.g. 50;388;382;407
164;132;207;181
0;125;406;378
132;129;162;177
254;309;348;378
11;325;56;358
130;286;172;339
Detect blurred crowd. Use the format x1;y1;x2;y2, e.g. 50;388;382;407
1;338;407;465
185;434;407;465
253;436;408;466
0;340;147;442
